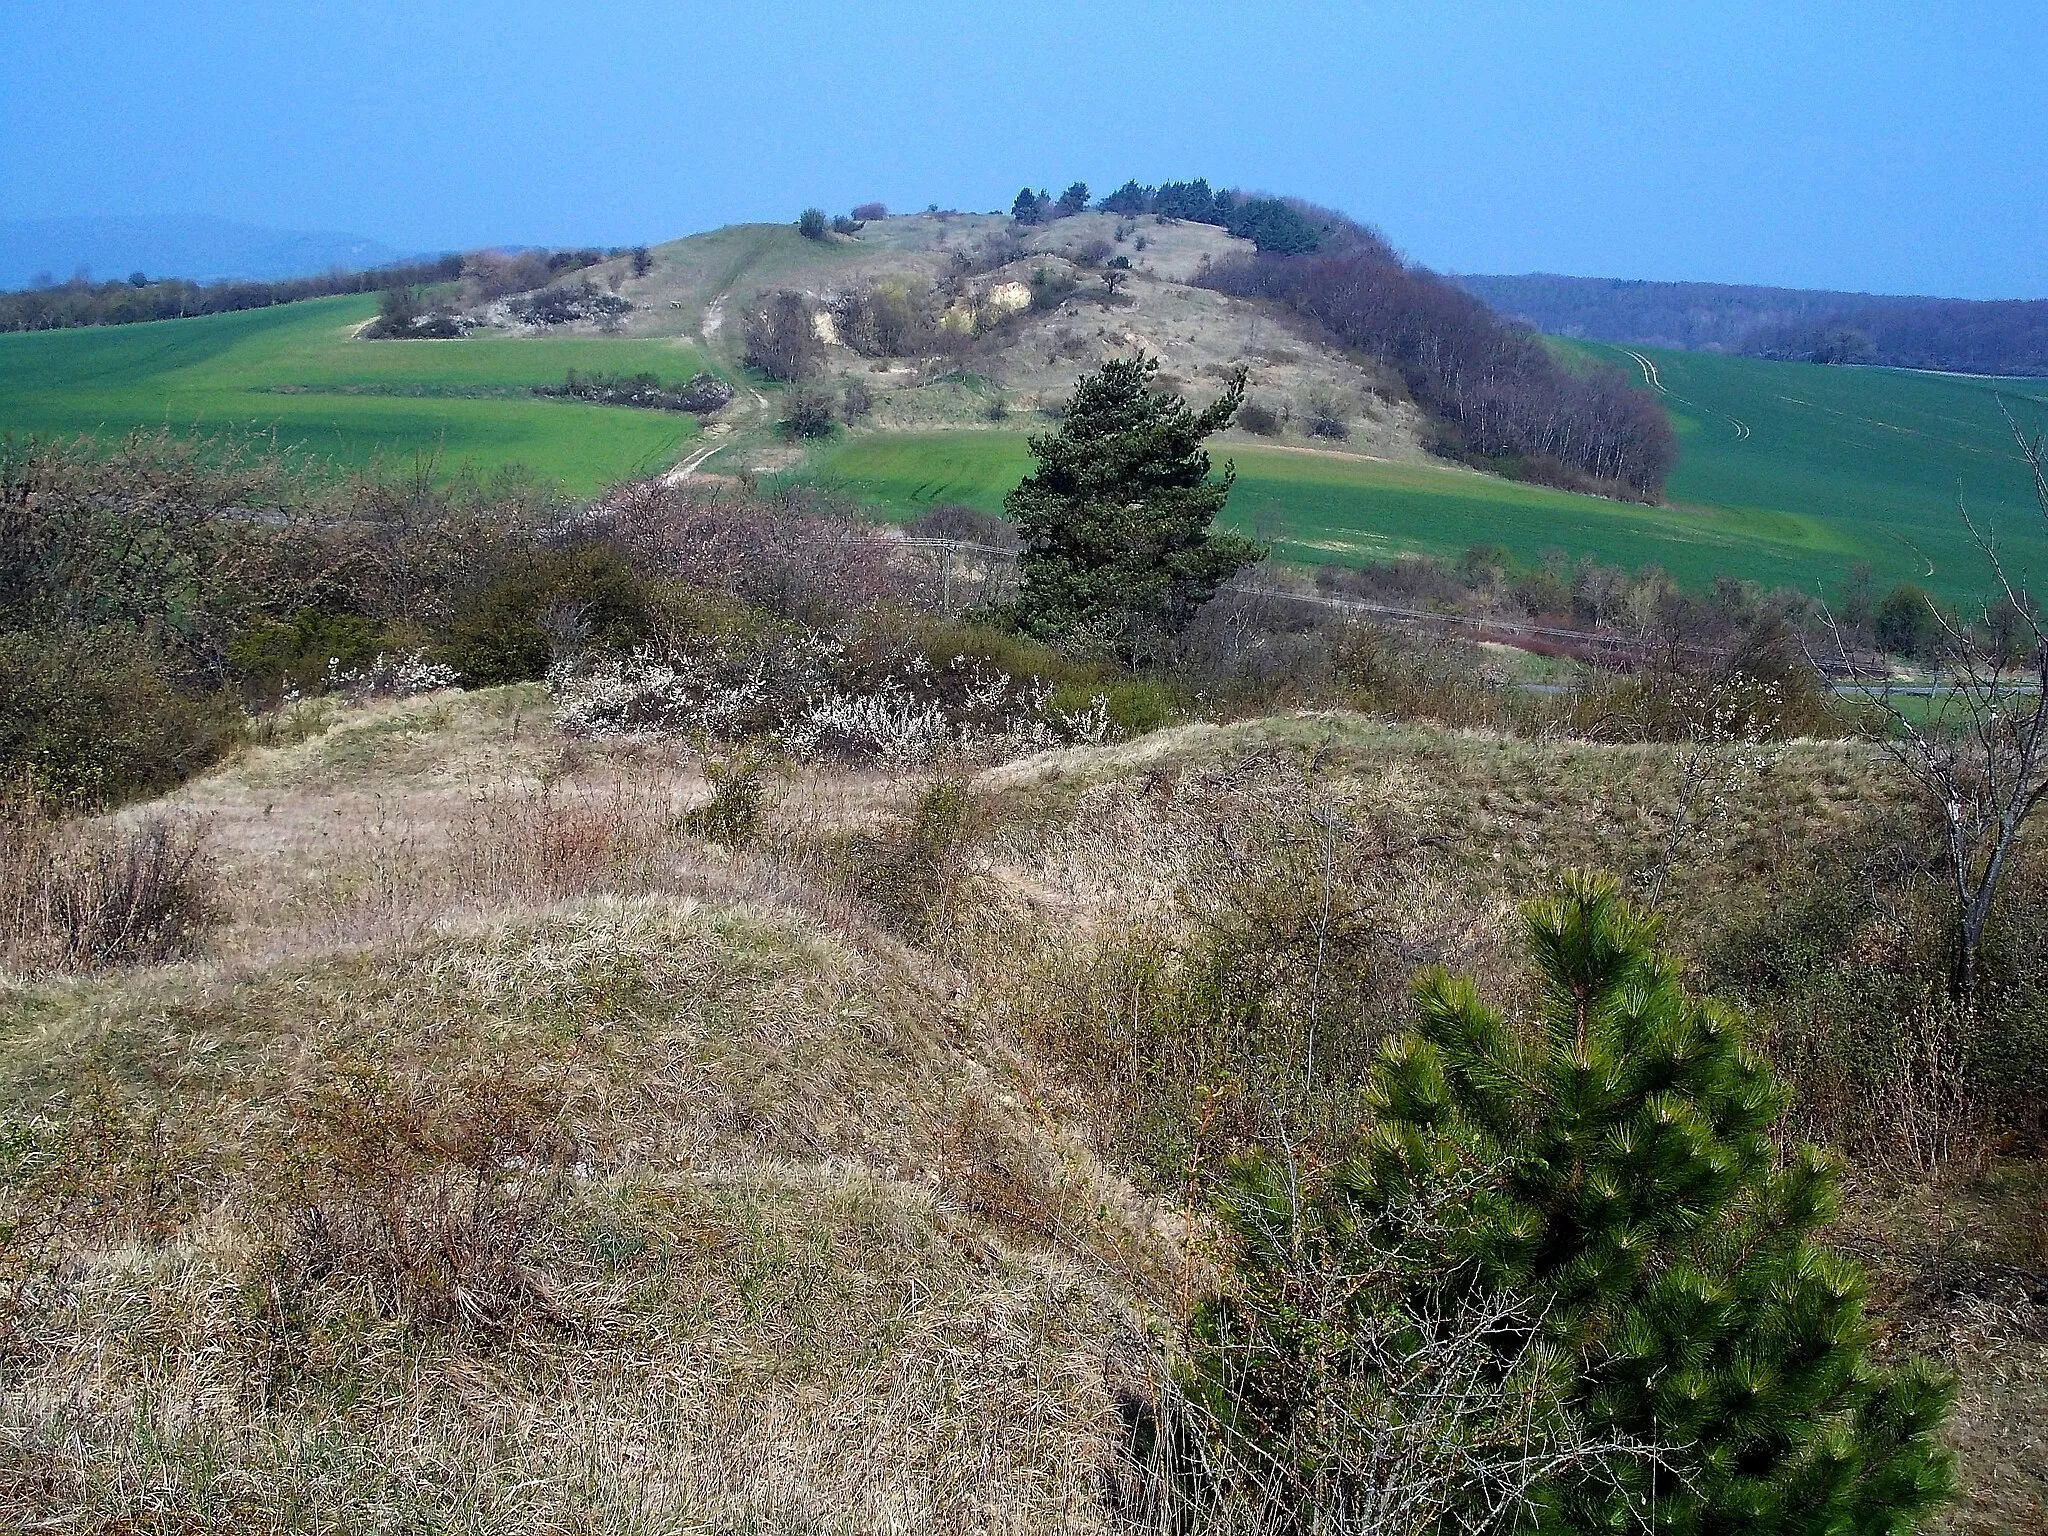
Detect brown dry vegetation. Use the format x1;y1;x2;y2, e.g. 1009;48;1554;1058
1;686;2043;1532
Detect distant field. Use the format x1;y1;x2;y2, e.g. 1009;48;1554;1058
811;432;1862;592
1577;344;2048;603
12;285;2048;604
0;294;715;490
817;353;2048;603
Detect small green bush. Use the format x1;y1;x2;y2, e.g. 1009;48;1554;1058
445;545;650;686
828;778;978;941
0;629;242;809
1099;679;1181;735
682;755;766;849
226;608;385;700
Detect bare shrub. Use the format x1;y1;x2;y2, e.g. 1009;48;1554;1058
461;249;553;300
1150;1166;1675;1535
445;772;688;905
779;382;836;439
265;1058;571;1339
3;800;218;971
742;292;822;382
903;503;1015;547
1875;1002;1985;1179
1301;389;1349;440
841;376;874;423
595;479;915;623
850;201;887;221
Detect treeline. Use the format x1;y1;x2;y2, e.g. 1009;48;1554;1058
1312;542;1962;667
1205;225;1676;498
1747;296;2048;374
1094;178;1324;254
1457;272;2048;376
0;247;623;334
1007;178;1325;255
0;255;462;333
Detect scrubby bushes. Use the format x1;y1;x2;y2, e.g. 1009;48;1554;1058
1234;400;1281;436
743;291;823;381
778;382;837;439
0;431;572;802
359;285;467;339
535;369;733;414
832;279;944;357
3;796;218;971
0;629;243;807
225;608;386;700
445;545;651;685
507;281;630;328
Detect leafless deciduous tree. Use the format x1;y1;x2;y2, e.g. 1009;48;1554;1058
741;291;822;382
1825;404;2048;1015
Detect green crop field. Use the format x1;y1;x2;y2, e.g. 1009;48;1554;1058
815;354;2048;603
0;294;716;491
810;432;1858;595
1577;343;2048;603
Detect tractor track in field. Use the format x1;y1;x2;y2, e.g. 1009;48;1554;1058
1626;349;1750;440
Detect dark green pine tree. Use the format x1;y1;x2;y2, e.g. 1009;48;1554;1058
1200;873;1956;1535
1005;354;1261;652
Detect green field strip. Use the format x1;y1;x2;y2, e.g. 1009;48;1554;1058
0;295;718;491
808;430;1856;592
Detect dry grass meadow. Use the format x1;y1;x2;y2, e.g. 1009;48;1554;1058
1;687;2042;1533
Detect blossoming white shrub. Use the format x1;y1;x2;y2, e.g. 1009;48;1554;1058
550;635;1123;765
327;651;460;702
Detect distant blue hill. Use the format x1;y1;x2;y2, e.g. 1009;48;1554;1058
0;215;413;289
1454;272;2048;376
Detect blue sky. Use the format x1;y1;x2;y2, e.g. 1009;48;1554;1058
2;0;2041;296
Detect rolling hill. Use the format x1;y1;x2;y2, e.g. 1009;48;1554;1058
1459;272;2048;375
5;207;2047;602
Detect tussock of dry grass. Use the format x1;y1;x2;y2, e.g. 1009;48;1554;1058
0;895;1167;1531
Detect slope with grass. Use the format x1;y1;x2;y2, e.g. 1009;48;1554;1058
0;686;1163;1530
0;293;717;490
813;345;2048;604
3;678;2043;1531
1580;342;2048;601
810;429;1857;590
